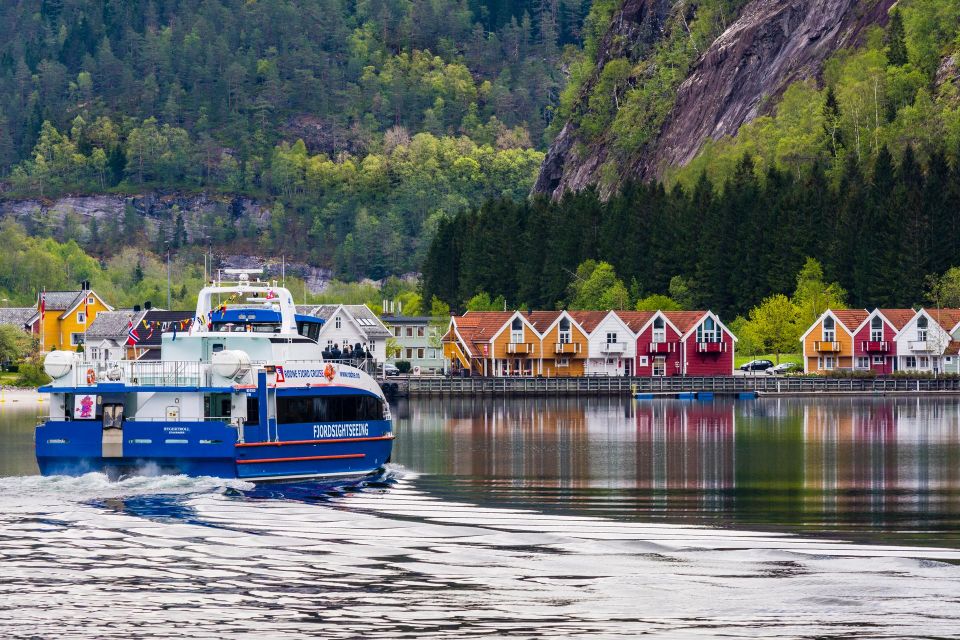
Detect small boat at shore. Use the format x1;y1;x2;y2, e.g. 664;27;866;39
36;270;393;481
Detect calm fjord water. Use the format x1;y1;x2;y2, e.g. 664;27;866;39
2;397;960;638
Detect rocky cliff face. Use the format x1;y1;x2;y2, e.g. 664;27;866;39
0;192;271;241
534;0;895;198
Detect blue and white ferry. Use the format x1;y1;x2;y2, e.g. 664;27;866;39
36;271;393;481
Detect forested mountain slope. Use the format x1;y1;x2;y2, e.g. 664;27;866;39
0;0;589;279
426;0;960;314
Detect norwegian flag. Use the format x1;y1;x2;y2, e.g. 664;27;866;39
126;318;140;346
39;290;45;322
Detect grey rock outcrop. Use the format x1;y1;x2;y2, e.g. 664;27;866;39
0;192;270;243
534;0;895;199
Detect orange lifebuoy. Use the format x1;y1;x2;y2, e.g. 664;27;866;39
323;363;336;382
85;368;96;385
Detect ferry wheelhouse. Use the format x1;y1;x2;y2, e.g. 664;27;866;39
36;271;393;481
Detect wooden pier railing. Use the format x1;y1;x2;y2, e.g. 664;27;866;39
387;375;960;396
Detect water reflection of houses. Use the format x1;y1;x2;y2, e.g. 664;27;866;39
802;398;960;522
393;396;598;482
634;401;736;491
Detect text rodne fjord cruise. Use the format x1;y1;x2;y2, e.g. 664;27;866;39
35;271;393;481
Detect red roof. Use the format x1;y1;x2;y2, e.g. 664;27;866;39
662;311;708;335
925;308;960;331
876;308;916;330
524;311;562;333
569;310;609;333
452;311;515;355
831;309;870;332
616;311;655;333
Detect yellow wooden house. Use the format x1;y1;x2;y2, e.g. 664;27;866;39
36;286;114;352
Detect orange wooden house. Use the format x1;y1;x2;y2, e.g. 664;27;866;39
800;309;870;373
443;310;589;377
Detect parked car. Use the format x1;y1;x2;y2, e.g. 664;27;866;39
382;363;400;377
740;359;774;372
766;362;799;375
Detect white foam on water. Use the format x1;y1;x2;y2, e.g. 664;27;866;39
0;471;254;501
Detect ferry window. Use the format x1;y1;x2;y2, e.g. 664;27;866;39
204;394;232;419
245;397;259;425
212;343;224;353
277;395;384;425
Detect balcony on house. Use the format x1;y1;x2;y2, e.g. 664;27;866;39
814;341;841;352
601;342;626;354
507;342;535;355
696;341;727;353
908;340;931;352
648;341;677;354
554;342;582;355
861;340;891;352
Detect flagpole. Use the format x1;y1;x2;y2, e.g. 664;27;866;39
39;288;45;353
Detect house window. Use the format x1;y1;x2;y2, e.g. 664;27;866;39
917;316;928;342
369;341;375;353
697;317;719;343
870;317;883;342
905;356;917;369
417;348;424;359
606;332;618;344
652;357;666;376
856;356;869;369
327;340;334;349
558;318;571;344
823;356;835;370
335;316;342;329
89;347;100;360
406;348;413;359
511;318;523;343
406;327;414;337
77;312;85;324
873;356;884;364
417;327;425;337
557;357;570;367
71;333;85;346
87;295;95;305
946;356;954;364
639;356;649;366
652;317;665;343
822;316;835;342
393;326;401;337
919;356;930;369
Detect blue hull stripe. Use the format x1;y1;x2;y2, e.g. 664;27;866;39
237;453;365;464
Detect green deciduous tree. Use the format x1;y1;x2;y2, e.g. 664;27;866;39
746;294;799;364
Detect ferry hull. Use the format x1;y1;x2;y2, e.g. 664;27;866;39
35;419;393;481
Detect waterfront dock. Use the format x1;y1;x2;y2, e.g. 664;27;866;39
385;375;960;397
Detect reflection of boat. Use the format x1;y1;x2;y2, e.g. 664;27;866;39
36;271;393;481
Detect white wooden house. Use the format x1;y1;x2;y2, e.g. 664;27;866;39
299;304;391;364
894;308;960;373
572;311;637;376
